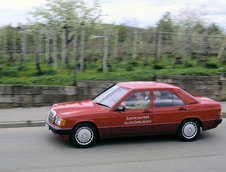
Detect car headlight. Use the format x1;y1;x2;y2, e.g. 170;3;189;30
54;116;67;127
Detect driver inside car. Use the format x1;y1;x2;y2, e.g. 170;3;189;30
121;91;149;110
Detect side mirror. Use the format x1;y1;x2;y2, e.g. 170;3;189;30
115;105;125;112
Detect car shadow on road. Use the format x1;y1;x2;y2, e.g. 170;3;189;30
46;133;74;148
97;135;178;147
46;133;178;149
96;132;219;148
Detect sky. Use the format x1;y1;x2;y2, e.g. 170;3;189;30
0;0;226;31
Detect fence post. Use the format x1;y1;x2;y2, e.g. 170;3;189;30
103;30;108;72
0;32;2;60
132;30;138;60
147;32;154;62
155;32;162;61
21;26;26;63
53;29;58;70
11;30;16;61
34;31;42;74
3;29;7;61
201;34;209;57
61;27;66;66
182;32;188;61
114;29;119;58
80;26;85;72
45;30;50;63
217;36;226;60
73;30;78;84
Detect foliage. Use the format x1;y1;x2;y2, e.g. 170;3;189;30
173;8;223;35
206;23;223;35
29;0;102;43
116;25;129;43
175;7;206;31
157;12;174;33
0;56;225;85
29;0;101;28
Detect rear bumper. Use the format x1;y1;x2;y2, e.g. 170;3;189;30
215;118;223;125
202;118;223;130
46;121;72;135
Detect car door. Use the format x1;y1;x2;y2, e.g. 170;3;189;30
111;91;153;137
152;90;188;134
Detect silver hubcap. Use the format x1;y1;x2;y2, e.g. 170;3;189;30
182;122;197;139
75;127;94;146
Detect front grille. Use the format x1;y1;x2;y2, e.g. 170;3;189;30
48;109;56;124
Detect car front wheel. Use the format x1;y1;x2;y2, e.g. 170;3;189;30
178;119;200;141
71;123;97;148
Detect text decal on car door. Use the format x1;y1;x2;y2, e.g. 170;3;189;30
124;116;152;125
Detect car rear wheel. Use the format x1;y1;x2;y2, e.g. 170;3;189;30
71;123;97;148
178;119;200;141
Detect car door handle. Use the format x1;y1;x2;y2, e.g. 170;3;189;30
143;110;152;113
178;108;187;111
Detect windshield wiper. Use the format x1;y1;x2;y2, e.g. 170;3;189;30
95;102;110;108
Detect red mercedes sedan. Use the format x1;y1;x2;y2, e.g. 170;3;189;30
46;82;222;148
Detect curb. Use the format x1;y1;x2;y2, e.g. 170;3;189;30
0;120;45;128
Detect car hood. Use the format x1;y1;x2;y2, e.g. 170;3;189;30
52;100;108;118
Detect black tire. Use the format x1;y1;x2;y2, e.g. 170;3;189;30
178;119;200;142
70;123;97;148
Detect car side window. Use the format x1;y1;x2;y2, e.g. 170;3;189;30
121;91;150;110
154;90;185;108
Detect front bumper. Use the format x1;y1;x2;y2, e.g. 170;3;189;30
46;121;72;135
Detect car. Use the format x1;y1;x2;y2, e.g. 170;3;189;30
46;81;222;148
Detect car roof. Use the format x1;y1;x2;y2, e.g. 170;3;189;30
117;81;179;90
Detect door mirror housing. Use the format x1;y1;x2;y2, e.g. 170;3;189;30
115;105;126;112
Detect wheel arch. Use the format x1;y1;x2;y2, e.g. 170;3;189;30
180;117;203;128
72;121;100;139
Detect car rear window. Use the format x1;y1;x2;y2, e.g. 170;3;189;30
154;90;185;107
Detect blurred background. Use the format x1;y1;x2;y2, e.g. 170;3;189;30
0;0;226;86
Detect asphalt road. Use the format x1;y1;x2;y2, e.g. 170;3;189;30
0;121;225;172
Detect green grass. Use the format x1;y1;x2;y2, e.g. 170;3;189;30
0;56;225;85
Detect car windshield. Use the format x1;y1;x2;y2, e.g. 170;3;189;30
93;85;129;108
